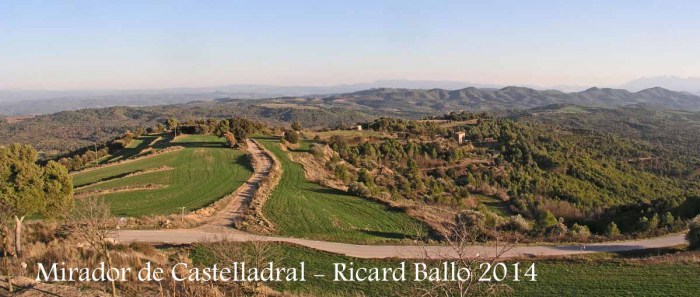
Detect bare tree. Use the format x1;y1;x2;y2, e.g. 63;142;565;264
411;211;517;297
69;197;118;297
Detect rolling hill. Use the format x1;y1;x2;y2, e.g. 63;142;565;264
3;85;700;159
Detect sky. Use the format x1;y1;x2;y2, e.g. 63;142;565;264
1;0;699;90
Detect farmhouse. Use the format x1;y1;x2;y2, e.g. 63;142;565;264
454;132;466;144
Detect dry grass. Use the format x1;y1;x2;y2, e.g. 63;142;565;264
1;222;268;297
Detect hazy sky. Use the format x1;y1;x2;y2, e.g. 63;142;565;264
1;0;699;90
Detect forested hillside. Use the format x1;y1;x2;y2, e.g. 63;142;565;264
514;105;700;180
321;113;700;237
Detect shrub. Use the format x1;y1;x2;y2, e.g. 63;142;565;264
348;182;371;197
454;210;489;241
502;214;532;232
310;144;325;157
549;218;568;237
570;223;592;239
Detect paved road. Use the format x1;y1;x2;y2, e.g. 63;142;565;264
114;140;688;259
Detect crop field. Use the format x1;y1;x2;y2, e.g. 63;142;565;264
191;242;700;296
256;136;426;243
72;135;253;216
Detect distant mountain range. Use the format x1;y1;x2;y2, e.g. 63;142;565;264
3;77;700;115
250;86;700;113
0;80;500;115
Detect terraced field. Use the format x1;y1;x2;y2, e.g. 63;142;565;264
255;136;426;244
72;135;253;216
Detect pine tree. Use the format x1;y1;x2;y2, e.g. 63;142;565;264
605;222;621;236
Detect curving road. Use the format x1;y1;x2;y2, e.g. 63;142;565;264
113;139;688;259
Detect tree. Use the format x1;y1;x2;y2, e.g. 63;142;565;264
69;197;117;297
155;122;165;133
291;121;302;131
166;118;179;130
283;130;299;144
536;210;558;232
166;118;179;136
648;213;660;231
0;144;73;258
605;221;621;237
410;211;516;296
358;168;375;187
42;161;74;218
661;211;675;227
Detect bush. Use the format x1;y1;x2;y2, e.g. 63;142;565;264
502;214;532;232
570;223;592;239
687;216;700;250
454;210;488;241
310;144;325;157
549;218;568;237
348;182;371;197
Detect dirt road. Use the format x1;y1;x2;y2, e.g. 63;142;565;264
114;139;688;259
115;228;686;259
203;139;272;229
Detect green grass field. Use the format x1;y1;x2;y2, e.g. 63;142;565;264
191;242;700;296
72;135;253;216
256;136;426;244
